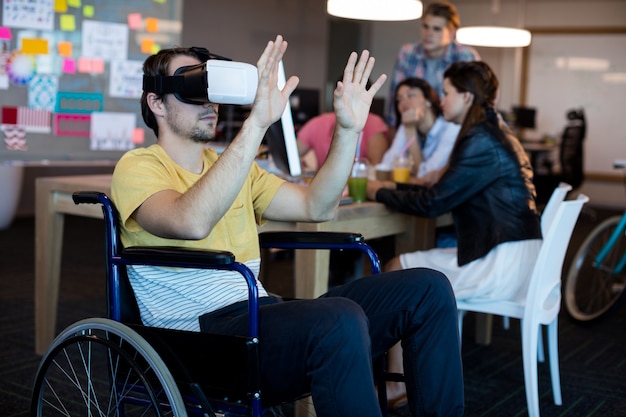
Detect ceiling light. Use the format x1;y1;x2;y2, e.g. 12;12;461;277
327;0;422;21
456;26;532;48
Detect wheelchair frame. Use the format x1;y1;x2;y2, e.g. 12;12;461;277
31;191;385;417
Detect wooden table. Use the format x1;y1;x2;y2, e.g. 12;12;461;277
34;174;438;355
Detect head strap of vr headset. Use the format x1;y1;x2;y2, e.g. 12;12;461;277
142;47;232;99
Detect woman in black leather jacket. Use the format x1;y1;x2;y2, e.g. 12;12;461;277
367;61;542;408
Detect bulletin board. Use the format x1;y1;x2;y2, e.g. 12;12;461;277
521;28;626;176
0;0;182;162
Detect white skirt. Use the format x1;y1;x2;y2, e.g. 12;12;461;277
400;239;542;303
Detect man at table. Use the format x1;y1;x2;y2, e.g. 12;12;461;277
111;36;463;417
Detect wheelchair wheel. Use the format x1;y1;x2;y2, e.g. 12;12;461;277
565;216;626;321
31;318;188;417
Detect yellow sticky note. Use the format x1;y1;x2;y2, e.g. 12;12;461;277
141;39;154;54
145;17;158;33
151;44;161;54
22;38;49;55
54;0;68;13
153;0;166;3
68;0;81;7
60;14;76;31
58;41;72;57
83;5;94;17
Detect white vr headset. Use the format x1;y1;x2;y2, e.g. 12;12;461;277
143;48;258;105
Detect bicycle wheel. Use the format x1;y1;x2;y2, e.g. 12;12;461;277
565;215;626;321
31;318;188;417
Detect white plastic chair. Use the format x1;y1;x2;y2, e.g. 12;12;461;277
540;182;573;236
457;193;589;417
502;182;573;333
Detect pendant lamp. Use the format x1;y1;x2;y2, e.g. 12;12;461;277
456;0;531;48
456;26;531;47
327;0;423;21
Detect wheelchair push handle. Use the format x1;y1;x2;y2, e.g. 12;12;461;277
72;191;105;205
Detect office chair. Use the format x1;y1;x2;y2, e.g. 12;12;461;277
457;194;589;417
533;108;586;206
31;191;384;417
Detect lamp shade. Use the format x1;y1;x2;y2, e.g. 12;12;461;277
456;26;532;47
327;0;422;21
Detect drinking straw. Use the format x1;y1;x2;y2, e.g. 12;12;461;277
355;131;364;159
400;134;417;155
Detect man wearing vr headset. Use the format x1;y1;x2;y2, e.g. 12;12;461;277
111;35;463;417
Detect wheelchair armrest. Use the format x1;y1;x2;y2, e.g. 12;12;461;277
122;246;236;267
259;231;364;248
259;231;381;274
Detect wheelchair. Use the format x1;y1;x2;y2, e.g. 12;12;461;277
31;191;396;417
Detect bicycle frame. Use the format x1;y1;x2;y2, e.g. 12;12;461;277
594;211;626;274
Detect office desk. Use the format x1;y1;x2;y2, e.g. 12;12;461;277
34;174;438;355
522;140;559;174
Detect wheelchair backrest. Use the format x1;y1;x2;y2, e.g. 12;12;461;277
72;192;142;324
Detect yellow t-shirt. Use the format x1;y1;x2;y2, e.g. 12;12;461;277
112;144;285;262
110;144;286;331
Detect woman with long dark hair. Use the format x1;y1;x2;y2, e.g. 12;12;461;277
368;61;542;408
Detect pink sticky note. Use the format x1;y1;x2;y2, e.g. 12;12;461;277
128;13;142;30
91;58;105;74
62;58;76;74
77;57;91;73
0;27;11;40
132;128;145;144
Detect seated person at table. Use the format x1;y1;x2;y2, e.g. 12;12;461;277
111;36;463;417
368;61;542;407
297;85;388;170
380;77;459;186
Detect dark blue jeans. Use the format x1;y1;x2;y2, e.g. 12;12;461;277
199;267;464;417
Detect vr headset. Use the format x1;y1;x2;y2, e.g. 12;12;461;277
143;47;258;105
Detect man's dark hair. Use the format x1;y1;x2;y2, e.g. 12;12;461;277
141;47;208;137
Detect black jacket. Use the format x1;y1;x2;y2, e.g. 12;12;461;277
376;123;541;266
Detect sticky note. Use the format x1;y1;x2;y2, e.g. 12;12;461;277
141;39;154;54
83;5;94;17
58;41;72;57
128;13;142;30
60;14;76;31
145;18;158;33
54;0;68;13
132;128;145;144
68;0;81;7
77;57;91;73
62;58;76;74
2;106;18;124
0;27;12;40
91;58;105;74
21;38;49;55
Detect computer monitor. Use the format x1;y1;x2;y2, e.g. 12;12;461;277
264;61;302;177
512;106;537;130
290;88;320;130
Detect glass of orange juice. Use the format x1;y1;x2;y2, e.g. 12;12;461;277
348;158;370;203
392;155;412;183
